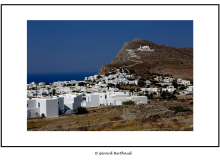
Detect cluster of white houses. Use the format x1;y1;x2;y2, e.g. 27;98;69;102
27;72;193;119
27;91;147;118
27;94;82;118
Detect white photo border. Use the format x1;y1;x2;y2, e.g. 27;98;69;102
1;4;219;147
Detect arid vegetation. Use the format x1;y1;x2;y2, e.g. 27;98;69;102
27;101;193;131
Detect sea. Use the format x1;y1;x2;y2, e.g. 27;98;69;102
27;72;98;84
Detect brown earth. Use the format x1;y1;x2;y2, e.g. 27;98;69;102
27;102;193;131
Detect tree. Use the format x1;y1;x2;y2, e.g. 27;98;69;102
52;89;56;96
161;91;169;99
172;81;178;88
138;78;146;87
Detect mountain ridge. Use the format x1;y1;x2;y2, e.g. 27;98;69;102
99;39;193;82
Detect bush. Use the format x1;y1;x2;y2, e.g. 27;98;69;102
168;105;192;113
78;82;85;86
97;75;102;79
148;93;154;99
41;113;46;118
129;69;135;74
77;106;88;114
122;100;135;105
110;116;123;121
179;86;186;90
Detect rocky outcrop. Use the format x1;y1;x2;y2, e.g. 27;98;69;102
122;104;192;122
99;65;112;76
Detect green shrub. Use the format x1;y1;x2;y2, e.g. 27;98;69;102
168;105;192;113
77;106;88;114
122;100;135;105
41;113;46;118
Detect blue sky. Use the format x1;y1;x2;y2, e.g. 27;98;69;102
27;20;193;73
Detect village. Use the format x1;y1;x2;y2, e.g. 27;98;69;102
27;67;193;119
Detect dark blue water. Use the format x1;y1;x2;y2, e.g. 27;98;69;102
27;72;98;83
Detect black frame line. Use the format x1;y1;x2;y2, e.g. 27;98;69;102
1;4;219;147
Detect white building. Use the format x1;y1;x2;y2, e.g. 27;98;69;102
38;82;45;87
107;96;147;106
146;80;151;85
162;86;176;93
186;85;193;92
56;87;71;93
59;94;82;112
27;97;60;118
82;94;100;107
180;80;191;86
177;78;182;83
137;45;154;51
82;92;130;107
141;88;160;93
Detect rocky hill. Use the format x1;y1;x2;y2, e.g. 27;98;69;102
99;39;193;81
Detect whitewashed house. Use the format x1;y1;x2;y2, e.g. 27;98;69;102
186;85;193;92
146;80;151;85
107;96;147;106
59;94;82;112
82;94;100;107
180;80;191;86
177;78;182;83
137;45;154;51
157;83;172;86
56;87;71;93
162;86;176;93
141;88;160;93
38;82;45;87
154;76;163;82
27;97;60;118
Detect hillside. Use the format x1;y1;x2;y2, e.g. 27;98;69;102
27;102;193;131
99;39;193;82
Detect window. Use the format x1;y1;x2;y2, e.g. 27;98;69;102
38;102;40;108
27;104;28;107
58;102;59;105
